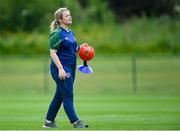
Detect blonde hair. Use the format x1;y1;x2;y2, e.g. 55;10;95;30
50;8;69;32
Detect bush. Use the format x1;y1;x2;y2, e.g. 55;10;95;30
0;17;179;55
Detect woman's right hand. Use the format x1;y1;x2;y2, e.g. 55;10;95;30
58;68;67;80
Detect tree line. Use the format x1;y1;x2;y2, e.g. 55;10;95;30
0;0;179;32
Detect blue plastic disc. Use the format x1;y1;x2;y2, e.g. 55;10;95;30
78;65;93;74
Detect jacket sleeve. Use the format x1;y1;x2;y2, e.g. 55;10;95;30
49;31;62;50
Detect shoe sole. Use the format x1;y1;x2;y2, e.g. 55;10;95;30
42;125;57;128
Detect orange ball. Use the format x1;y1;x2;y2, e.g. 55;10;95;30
79;44;95;61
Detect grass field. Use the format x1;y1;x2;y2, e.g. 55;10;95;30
0;55;180;130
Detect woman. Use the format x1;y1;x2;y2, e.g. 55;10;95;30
43;7;88;128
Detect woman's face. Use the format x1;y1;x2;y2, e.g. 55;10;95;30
60;10;72;26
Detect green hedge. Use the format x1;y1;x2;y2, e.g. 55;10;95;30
0;18;180;55
0;32;48;55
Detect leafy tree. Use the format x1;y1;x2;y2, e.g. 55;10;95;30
107;0;179;21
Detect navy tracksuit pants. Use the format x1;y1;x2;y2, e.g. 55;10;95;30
46;66;79;123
